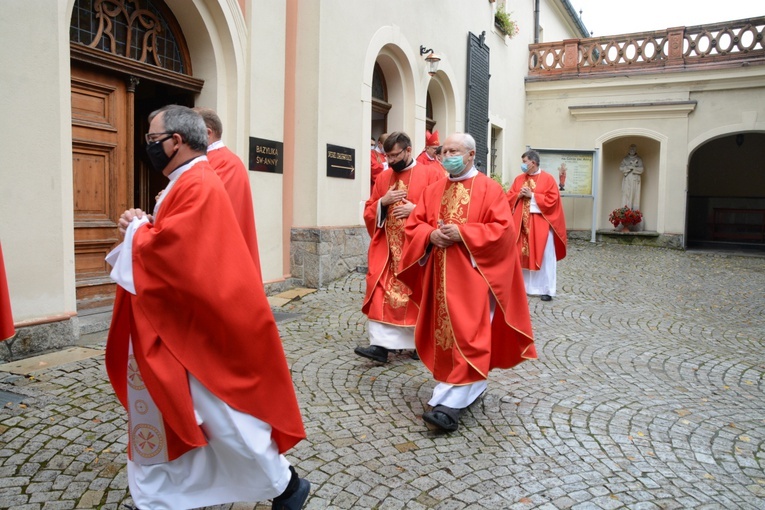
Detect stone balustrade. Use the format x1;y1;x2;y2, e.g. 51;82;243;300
528;16;765;79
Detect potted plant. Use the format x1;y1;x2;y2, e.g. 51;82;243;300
494;9;519;38
609;206;643;232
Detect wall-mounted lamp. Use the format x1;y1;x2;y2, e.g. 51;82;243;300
420;45;441;76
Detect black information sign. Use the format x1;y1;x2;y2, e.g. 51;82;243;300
249;137;283;174
326;144;355;179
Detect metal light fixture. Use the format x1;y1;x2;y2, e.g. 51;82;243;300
420;45;441;76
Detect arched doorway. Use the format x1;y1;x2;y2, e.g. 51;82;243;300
686;132;765;252
371;62;390;141
69;0;203;309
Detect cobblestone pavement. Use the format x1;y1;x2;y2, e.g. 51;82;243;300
1;240;764;509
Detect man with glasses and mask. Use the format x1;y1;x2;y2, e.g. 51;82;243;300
398;132;536;433
355;131;444;364
106;105;310;509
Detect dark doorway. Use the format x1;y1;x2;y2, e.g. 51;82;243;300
686;132;765;253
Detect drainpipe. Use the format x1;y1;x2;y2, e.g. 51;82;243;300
534;0;540;43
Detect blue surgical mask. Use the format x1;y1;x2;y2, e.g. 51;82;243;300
520;163;529;173
443;154;466;175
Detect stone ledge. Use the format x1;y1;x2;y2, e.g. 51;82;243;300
596;229;660;237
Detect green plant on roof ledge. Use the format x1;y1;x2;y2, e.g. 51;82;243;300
494;9;519;38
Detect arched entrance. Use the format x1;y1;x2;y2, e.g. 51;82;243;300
686;132;765;252
69;0;203;310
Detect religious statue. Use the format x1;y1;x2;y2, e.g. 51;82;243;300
619;144;643;209
557;162;567;191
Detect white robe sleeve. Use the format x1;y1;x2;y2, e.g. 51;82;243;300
105;216;149;295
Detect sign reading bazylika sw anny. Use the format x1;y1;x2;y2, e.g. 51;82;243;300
249;137;283;174
326;144;355;179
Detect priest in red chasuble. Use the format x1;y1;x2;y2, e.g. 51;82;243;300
398;133;536;432
416;129;445;173
106;106;309;510
195;107;262;279
356;131;445;363
507;149;567;302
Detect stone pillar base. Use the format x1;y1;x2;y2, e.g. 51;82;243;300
290;226;370;288
0;317;78;363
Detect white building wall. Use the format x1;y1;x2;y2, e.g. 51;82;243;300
0;0;76;322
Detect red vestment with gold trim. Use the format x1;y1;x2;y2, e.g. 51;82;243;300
507;171;567;270
399;173;536;385
362;164;445;326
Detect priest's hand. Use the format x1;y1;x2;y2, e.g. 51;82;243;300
520;186;533;198
381;188;407;207
430;225;460;248
391;199;415;219
118;208;149;235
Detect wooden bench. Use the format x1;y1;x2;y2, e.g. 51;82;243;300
710;208;765;242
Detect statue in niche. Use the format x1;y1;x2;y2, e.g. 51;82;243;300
619;144;643;210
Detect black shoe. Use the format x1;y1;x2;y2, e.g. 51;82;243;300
272;478;310;510
540;295;552;301
423;405;461;432
411;350;420;360
354;345;389;363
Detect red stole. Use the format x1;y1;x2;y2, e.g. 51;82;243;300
206;146;262;279
507;171;567;270
0;243;14;341
399;173;536;385
106;161;305;461
362;165;445;325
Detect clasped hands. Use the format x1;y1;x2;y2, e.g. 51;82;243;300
430;221;461;248
381;188;414;219
519;186;533;199
118;208;153;236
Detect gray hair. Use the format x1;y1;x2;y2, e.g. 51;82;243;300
522;149;540;165
451;132;477;152
150;105;208;152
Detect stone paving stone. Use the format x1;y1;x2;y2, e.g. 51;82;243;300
1;241;765;508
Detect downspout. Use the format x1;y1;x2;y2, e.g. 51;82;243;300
534;0;540;43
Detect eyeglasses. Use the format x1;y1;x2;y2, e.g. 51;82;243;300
385;148;406;160
145;132;174;144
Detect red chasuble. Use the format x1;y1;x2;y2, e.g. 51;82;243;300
106;161;305;461
416;151;446;174
399;173;536;385
0;243;14;342
507;171;567;270
362;164;445;326
206;145;262;279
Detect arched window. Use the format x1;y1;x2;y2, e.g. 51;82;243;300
425;92;435;132
372;62;391;137
70;0;191;75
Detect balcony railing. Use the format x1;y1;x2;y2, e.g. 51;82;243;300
528;16;765;80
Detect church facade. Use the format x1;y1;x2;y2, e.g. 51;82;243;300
0;0;763;359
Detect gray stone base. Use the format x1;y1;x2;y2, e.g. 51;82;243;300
291;226;370;288
264;277;304;296
583;229;684;249
0;317;78;363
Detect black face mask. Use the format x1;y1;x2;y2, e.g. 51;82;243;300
390;157;411;173
145;135;176;173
